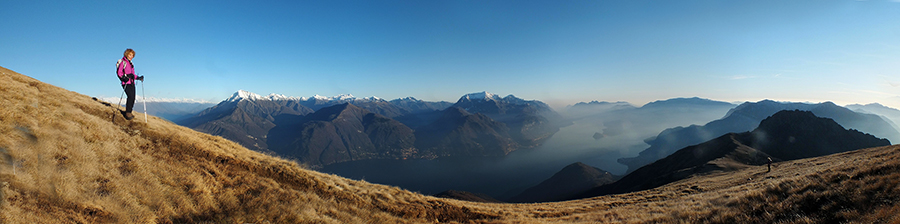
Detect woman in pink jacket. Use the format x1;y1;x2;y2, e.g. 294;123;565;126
117;48;143;120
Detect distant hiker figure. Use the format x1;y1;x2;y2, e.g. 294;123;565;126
117;49;143;120
767;157;773;172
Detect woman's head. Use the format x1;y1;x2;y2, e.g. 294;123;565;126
124;49;135;60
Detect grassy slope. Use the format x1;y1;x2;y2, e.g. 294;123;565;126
0;66;495;223
1;65;899;223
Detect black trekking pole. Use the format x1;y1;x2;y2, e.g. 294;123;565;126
117;91;125;109
111;90;125;120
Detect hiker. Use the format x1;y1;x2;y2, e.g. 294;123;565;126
767;157;773;172
117;49;143;120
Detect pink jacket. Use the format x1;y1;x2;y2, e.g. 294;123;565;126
117;56;135;85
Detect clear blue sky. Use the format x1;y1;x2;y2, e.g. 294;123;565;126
2;0;899;109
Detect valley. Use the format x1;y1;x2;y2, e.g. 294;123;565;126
177;88;900;203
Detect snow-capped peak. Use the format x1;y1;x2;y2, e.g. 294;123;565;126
312;94;329;100
227;90;264;102
227;90;306;102
336;94;356;101
225;90;388;103
502;94;526;104
393;96;420;102
264;93;307;101
463;91;500;101
312;94;358;101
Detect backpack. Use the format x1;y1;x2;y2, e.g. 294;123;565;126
116;59;130;82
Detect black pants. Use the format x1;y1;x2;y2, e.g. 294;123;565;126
123;84;136;113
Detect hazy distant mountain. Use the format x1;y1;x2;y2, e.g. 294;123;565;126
267;103;417;168
454;91;565;148
390;97;454;129
414;107;517;157
102;97;216;122
579;110;891;198
546;97;735;175
137;101;216;122
178;90;314;151
292;94;409;118
509;162;619;203
156;103;215;120
641;97;735;109
597;97;736;138
619;100;900;173
846;103;900;131
565;101;636;119
565;97;732;117
389;97;453;114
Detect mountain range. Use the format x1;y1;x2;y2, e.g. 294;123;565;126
564;101;637;119
225;89;422;118
847;103;900;131
179;92;314;152
454;92;565;148
619;100;900;173
542;97;738;175
389;97;455;114
413;107;518;157
179;90;565;167
176;91;900;198
560;97;736;147
267;103;419;166
578;110;891;198
178;90;447;152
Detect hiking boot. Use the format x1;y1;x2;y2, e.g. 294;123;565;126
124;112;134;120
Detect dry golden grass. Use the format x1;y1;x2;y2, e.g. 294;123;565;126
1;65;899;223
0;66;496;223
